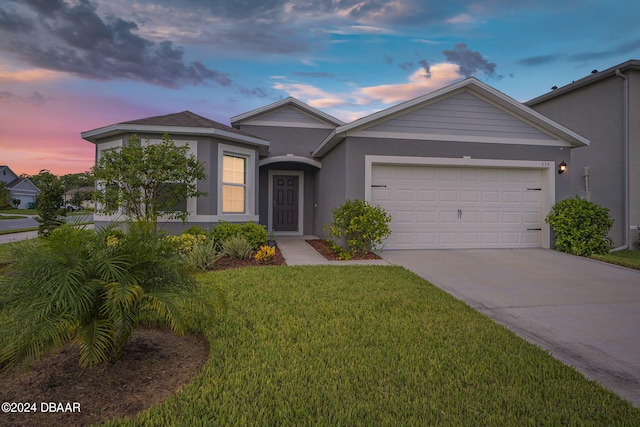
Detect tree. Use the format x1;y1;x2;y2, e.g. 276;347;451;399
34;170;66;236
60;171;95;191
0;181;11;208
93;134;206;227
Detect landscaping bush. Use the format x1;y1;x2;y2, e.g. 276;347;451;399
324;199;392;259
254;245;276;264
221;235;254;260
0;223;221;369
545;196;614;256
211;221;267;250
184;239;223;271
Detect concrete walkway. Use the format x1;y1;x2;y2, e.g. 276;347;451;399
381;248;640;407
275;236;390;266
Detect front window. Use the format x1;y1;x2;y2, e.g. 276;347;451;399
222;154;246;213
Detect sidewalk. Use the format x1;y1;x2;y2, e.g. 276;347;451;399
0;231;39;244
276;236;390;266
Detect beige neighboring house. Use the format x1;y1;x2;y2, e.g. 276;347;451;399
0;165;40;209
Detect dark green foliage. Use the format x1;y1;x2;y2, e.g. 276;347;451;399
93;133;206;227
34;170;66;236
325;199;392;258
0;182;11;208
0;223;221;369
210;221;267;250
545;196;614;256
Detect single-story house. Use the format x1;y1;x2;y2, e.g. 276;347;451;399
526;59;640;250
82;61;637;250
0;165;40;209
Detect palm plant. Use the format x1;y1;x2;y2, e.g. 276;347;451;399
0;222;220;369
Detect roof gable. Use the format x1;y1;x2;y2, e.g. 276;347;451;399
0;165;18;184
312;78;589;157
357;90;558;144
231;97;344;129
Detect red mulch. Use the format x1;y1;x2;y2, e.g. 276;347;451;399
305;239;381;260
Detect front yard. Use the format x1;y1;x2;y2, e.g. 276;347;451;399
1;236;639;425
115;266;637;425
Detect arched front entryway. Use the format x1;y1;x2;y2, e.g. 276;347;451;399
258;156;321;236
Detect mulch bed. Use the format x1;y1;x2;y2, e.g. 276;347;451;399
305;239;382;260
0;244;286;426
0;328;209;426
213;243;286;269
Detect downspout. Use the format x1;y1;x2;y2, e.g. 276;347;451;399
611;69;629;251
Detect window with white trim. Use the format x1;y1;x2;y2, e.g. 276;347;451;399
222;154;246;213
218;143;256;216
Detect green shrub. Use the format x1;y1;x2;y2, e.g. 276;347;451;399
165;233;209;254
184;239;223;271
222;235;254;260
545;196;614;256
183;225;209;236
211;221;267;250
324;199;392;258
0;223;221;369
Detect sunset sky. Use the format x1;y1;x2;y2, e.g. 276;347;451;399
1;0;639;176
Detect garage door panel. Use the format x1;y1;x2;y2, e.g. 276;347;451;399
372;164;545;249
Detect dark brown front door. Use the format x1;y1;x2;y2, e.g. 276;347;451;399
273;175;299;232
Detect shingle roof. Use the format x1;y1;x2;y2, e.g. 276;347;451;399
81;111;270;152
122;111;256;138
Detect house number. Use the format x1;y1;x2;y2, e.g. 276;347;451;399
541;161;551;167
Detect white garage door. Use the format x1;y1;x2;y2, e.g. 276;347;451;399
372;164;544;249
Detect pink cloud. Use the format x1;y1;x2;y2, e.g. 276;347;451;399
355;62;463;105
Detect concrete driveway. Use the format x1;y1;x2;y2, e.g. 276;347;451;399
381;248;640;407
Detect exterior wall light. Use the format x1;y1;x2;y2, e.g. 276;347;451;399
558;161;567;174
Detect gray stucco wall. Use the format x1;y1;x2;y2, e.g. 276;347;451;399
238;125;333;158
529;75;628;247
314;141;347;236
314;136;574;239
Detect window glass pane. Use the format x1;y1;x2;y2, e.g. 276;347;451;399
222;185;245;213
223;155;245;184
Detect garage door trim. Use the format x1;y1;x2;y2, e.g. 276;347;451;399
364;155;556;249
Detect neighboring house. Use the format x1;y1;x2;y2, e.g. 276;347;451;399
83;77;592;250
0;165;40;209
526;59;640;250
64;186;95;209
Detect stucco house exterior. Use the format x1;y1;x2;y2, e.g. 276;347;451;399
83;76;598;250
526;59;640;250
0;165;40;209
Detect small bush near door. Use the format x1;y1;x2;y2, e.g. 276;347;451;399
545;196;614;256
325;199;392;259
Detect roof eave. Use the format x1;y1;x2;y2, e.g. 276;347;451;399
230;97;345;127
81;124;270;149
526;59;640;106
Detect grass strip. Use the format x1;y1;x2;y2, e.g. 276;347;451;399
592;250;640;270
104;265;640;426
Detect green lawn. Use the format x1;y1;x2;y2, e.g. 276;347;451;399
0;215;26;220
592;250;640;270
103;265;639;426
